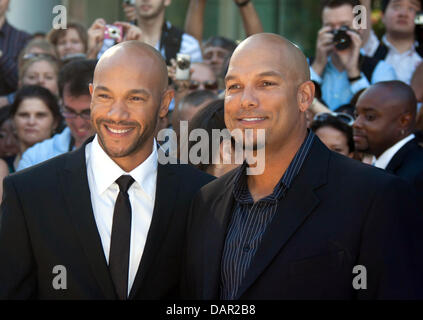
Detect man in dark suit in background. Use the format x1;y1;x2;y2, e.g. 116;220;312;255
354;80;423;210
182;33;423;300
0;41;213;299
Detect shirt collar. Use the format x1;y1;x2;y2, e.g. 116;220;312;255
89;135;158;200
382;35;419;55
0;20;10;36
374;134;415;169
233;130;315;204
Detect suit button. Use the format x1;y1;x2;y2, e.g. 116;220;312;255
243;245;250;253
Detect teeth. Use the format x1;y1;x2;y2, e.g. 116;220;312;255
107;126;131;134
242;118;264;121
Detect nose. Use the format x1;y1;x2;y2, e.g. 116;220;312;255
397;6;409;16
28;115;36;125
211;52;219;64
107;100;130;121
38;77;45;86
240;85;259;110
352;115;362;130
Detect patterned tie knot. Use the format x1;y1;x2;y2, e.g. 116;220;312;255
115;175;135;194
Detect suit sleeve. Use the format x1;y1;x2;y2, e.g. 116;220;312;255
180;189;201;300
0;176;37;299
357;177;423;299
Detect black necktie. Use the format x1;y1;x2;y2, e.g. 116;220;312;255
109;175;135;300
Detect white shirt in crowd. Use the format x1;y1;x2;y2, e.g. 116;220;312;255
363;30;422;85
85;135;158;296
374;133;415;169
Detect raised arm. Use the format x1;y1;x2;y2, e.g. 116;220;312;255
234;0;264;36
184;0;207;44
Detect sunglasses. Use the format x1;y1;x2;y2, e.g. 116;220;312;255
189;80;218;91
22;52;58;62
61;107;91;120
313;112;354;126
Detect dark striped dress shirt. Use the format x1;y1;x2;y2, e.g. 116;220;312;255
0;20;31;95
220;131;315;300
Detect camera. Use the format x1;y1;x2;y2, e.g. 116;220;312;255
104;25;123;43
331;26;351;51
175;53;191;80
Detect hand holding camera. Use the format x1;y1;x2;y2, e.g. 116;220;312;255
312;26;334;77
332;27;362;79
114;21;143;42
87;18;107;59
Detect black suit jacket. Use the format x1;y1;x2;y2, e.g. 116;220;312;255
0;138;214;299
385;138;423;210
183;138;423;300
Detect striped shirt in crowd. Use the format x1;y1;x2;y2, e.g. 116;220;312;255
220;131;315;300
0;20;31;95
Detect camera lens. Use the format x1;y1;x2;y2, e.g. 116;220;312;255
333;27;351;51
177;58;190;70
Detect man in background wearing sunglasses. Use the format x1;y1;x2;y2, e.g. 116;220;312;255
17;59;96;171
354;80;423;210
189;62;219;94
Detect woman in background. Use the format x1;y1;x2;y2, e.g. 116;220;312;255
187;99;239;177
11;85;62;171
47;22;87;60
311;112;355;158
19;55;60;97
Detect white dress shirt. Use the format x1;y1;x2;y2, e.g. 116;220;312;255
374;134;415;170
364;34;422;85
85;135;157;296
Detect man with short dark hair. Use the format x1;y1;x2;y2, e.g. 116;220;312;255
310;0;396;110
364;0;422;84
122;0;202;64
17;59;97;171
353;80;423;209
0;0;31;96
0;41;213;299
183;33;423;300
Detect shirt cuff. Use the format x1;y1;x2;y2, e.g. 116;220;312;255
350;73;370;94
0;54;19;89
309;66;322;84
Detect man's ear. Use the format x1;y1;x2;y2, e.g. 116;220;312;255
89;83;94;96
164;0;172;8
399;111;414;129
297;80;315;113
159;89;175;118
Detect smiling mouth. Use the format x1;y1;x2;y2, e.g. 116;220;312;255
104;124;134;135
238;117;267;124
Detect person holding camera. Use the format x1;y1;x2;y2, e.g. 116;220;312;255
310;0;396;111
121;0;202;65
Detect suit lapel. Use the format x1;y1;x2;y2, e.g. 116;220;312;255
385;139;415;174
59;137;117;299
128;162;179;299
235;139;329;299
202;171;238;299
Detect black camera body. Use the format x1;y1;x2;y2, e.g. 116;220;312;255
331;26;352;51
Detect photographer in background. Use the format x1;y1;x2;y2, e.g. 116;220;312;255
310;0;396;111
121;0;202;64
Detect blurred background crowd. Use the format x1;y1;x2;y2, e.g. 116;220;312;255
0;0;422;202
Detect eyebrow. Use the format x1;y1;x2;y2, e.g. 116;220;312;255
94;86;150;96
225;71;282;82
63;105;90;112
357;107;377;113
127;89;150;96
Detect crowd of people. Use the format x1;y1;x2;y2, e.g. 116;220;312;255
0;0;423;300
